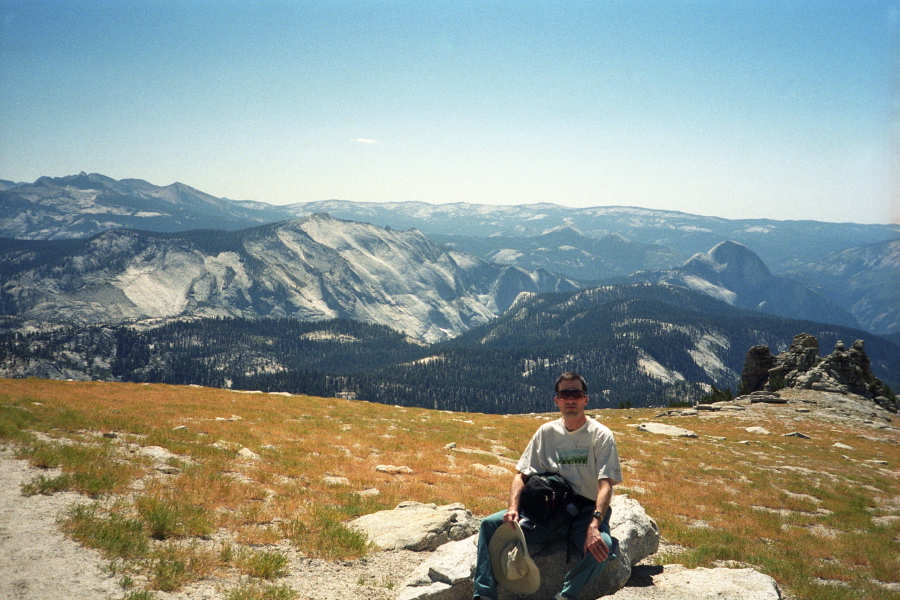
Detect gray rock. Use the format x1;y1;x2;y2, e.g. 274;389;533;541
376;464;414;474
138;445;177;462
744;427;770;435
397;537;478;600
637;423;698;438
740;345;776;393
609;496;661;565
609;565;781;599
323;475;350;486
348;501;479;552
749;391;786;404
395;495;659;600
237;447;260;460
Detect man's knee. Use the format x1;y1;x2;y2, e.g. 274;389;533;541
478;511;506;540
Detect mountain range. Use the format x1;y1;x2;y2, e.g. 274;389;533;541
0;172;898;409
4;172;897;268
1;173;897;336
0;214;576;343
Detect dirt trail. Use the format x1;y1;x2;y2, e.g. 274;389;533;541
0;445;425;600
0;446;123;600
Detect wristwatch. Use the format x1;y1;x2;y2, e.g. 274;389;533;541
592;510;604;520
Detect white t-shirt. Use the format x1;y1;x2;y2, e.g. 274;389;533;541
516;417;622;501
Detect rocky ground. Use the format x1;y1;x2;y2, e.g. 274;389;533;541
0;444;432;600
0;444;698;600
1;387;896;600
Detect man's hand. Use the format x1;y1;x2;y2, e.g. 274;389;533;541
504;472;528;524
583;520;609;562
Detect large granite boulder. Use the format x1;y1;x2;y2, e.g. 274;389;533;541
396;494;659;600
348;501;479;552
609;564;781;599
740;345;775;393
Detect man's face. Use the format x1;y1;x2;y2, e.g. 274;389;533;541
554;379;588;416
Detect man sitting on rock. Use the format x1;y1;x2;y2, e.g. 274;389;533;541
473;372;623;600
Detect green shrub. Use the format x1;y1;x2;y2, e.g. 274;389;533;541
312;508;372;559
137;495;213;540
149;549;188;592
223;582;298;600
61;503;149;560
698;385;733;405
17;441;129;496
667;400;692;408
21;473;72;496
0;403;37;442
768;372;786;392
237;549;289;579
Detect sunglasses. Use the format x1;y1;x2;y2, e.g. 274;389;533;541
555;389;586;399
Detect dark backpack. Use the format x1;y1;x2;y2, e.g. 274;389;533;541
518;472;577;530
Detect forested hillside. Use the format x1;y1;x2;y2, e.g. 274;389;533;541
2;285;896;413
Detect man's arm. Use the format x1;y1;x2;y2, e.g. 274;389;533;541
503;472;529;523
594;477;613;516
583;478;614;561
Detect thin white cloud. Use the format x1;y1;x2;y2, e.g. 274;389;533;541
354;138;379;144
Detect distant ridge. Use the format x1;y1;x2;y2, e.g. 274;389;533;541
1;173;898;334
0;214;576;343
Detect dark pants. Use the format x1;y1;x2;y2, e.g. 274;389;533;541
472;506;615;600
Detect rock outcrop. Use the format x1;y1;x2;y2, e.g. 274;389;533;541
391;494;785;600
394;494;660;600
740;333;897;413
347;501;479;552
635;423;698;438
739;345;776;394
609;565;782;600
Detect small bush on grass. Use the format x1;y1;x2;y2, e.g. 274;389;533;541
281;506;372;560
0;403;37;442
21;473;73;496
61;503;149;560
137;495;213;540
17;441;135;496
314;507;371;559
222;581;298;600
147;542;218;592
148;551;187;592
236;549;290;579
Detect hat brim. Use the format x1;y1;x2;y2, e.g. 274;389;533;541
488;520;540;594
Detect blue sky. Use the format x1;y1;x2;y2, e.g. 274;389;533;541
1;1;897;224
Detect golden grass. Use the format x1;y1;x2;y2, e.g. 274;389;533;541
1;378;898;599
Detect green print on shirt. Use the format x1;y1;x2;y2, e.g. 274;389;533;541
556;448;588;465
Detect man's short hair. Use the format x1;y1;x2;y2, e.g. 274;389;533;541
555;371;587;393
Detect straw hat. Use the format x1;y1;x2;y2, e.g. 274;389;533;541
488;520;540;594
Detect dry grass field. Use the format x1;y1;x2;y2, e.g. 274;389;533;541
1;377;898;600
